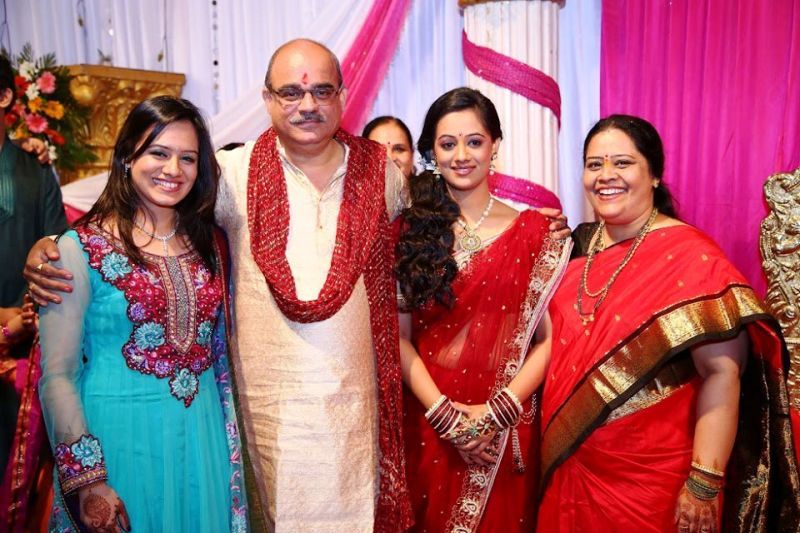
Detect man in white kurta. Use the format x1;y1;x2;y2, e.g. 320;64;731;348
214;40;407;532
215;137;405;531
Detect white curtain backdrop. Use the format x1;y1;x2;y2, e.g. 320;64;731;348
3;0;597;219
557;0;602;225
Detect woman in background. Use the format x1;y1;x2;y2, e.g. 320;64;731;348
363;115;416;179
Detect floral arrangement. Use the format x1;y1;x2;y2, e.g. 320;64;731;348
4;44;96;171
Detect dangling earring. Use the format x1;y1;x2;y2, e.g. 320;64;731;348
124;163;131;178
489;153;497;175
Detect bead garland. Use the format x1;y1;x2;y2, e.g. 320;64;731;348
576;208;658;325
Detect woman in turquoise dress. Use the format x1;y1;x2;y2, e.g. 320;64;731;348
38;96;246;532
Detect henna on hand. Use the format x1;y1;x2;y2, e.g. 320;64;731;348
82;492;116;533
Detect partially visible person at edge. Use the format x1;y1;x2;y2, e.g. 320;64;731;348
536;114;800;532
363;115;416;179
0;52;66;481
37;96;246;531
22;39;568;532
396;87;571;532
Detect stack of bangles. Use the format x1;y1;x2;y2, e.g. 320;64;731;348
685;461;725;500
486;387;523;430
425;395;462;437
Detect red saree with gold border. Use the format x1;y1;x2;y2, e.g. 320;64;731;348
537;225;800;532
404;210;570;533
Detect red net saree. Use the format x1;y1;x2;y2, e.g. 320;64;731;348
403;210;570;533
538;224;800;532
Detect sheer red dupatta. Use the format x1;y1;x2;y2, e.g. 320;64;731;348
539;225;800;531
403;210;570;532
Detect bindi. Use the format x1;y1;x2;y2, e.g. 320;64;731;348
301;72;309;84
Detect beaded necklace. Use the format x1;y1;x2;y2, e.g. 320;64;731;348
576;208;658;325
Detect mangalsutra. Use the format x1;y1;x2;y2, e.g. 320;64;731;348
457;196;495;253
576;208;658;325
134;216;179;256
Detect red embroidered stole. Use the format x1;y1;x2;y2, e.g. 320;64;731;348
246;128;411;531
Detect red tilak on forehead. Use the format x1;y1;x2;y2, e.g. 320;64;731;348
301;72;309;84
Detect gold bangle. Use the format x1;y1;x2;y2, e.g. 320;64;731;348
691;461;725;479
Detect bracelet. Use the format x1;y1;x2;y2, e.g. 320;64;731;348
1;324;16;342
425;394;447;418
486;388;523;430
425;395;462;437
691;461;725;479
685;474;720;501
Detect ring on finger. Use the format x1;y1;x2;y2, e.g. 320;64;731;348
36;263;45;271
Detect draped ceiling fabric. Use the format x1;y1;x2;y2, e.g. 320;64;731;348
600;0;800;292
462;0;562;209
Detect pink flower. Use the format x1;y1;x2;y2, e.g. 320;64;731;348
36;71;56;94
25;113;48;133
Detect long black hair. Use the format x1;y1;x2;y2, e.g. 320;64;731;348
75;96;220;271
583;114;678;218
395;87;502;309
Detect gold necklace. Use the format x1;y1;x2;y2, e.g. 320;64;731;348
457;196;495;253
576;208;658;325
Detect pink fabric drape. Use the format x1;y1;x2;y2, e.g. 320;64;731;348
340;0;413;134
600;0;800;292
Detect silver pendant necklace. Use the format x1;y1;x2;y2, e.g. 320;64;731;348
457;196;495;252
135;218;178;256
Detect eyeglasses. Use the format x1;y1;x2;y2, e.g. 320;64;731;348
267;84;342;108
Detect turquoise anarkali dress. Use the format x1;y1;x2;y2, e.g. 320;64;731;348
39;225;247;532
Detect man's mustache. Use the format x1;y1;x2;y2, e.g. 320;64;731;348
289;112;326;125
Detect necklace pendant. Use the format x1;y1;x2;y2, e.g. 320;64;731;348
460;231;482;253
580;313;594;326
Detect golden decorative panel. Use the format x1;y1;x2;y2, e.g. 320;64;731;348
761;166;800;411
61;65;185;184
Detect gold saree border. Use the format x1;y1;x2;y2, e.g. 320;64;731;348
541;284;770;485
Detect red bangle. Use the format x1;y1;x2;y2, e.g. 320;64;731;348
1;324;16;342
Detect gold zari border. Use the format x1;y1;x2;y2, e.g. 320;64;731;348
541;284;768;481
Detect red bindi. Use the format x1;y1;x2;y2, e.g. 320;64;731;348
301;72;309;84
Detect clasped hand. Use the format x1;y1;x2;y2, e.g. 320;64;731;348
445;402;499;467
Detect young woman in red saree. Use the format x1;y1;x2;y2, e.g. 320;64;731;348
395;88;571;532
537;115;800;532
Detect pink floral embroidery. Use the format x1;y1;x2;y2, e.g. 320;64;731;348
77;226;222;406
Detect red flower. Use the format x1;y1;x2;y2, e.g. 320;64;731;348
45;128;65;146
24;113;48;133
4;112;17;127
13;75;29;96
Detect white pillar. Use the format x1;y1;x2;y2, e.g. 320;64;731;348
463;0;561;195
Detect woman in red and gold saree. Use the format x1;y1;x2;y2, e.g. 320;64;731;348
396;88;570;533
537;115;800;533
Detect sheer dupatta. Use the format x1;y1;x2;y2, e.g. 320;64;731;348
404;210;570;532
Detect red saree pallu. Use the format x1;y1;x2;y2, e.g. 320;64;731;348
403;210;571;533
538;225;800;532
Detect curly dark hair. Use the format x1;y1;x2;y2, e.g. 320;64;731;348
74;96;220;272
583;114;678;218
395;87;502;309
